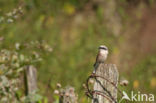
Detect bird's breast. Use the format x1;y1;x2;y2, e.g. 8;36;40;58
98;53;107;62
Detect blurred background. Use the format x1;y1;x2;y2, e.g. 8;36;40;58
0;0;156;103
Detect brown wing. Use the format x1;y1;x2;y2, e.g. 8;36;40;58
94;51;100;67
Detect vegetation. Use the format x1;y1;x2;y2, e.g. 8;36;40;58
0;0;155;103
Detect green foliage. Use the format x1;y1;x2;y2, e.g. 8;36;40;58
130;56;156;92
0;41;52;103
0;0;155;102
22;92;43;103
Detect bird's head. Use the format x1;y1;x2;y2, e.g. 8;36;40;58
98;45;108;54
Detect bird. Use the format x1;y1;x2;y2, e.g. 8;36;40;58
93;45;109;73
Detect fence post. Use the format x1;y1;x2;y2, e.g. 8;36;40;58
59;86;78;103
24;65;37;101
92;63;119;103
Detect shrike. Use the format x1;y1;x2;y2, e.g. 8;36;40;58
93;45;108;73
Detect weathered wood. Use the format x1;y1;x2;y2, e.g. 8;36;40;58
59;86;78;103
25;65;37;95
92;63;119;103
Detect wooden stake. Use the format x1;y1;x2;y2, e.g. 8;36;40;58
92;63;119;103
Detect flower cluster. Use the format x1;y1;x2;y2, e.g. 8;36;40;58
0;41;52;103
0;6;23;24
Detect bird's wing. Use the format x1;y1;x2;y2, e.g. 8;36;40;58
94;51;100;67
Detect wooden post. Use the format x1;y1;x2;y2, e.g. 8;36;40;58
59;86;78;103
92;63;119;103
25;65;37;96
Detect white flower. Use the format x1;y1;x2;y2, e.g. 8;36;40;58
0;17;4;23
120;79;129;86
6;12;12;17
56;83;62;88
15;43;20;50
54;90;59;94
7;19;13;23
